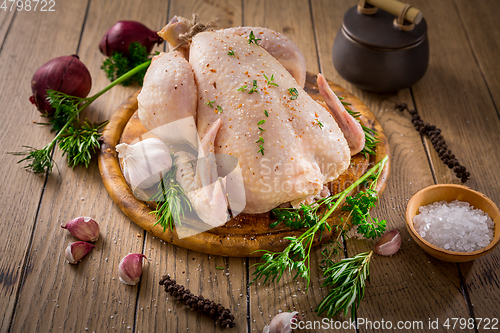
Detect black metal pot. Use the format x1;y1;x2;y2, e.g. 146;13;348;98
332;6;429;93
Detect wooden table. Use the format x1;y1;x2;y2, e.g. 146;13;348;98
1;0;499;332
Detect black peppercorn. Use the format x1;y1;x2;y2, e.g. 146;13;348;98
160;275;236;329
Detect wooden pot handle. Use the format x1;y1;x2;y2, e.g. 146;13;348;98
358;0;423;25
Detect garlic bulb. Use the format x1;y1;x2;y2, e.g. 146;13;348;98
263;311;299;333
61;216;99;242
116;138;172;190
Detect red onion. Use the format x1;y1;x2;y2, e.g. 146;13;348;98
99;21;163;57
29;55;92;113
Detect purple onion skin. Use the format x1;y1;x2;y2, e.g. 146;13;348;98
29;55;92;114
99;21;163;57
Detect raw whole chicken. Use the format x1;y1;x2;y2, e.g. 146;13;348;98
137;16;364;227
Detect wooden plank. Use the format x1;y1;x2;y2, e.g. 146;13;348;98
455;0;500;114
410;0;500;325
134;2;248;332
0;10;15;48
242;1;340;332
0;3;89;332
8;0;167;332
311;0;473;331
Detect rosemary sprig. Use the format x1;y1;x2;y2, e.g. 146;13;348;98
339;96;379;157
249;80;259;94
316;251;373;320
12;60;152;173
251;156;388;289
149;165;192;232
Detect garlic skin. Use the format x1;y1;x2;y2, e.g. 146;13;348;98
263;311;299;333
61;216;99;242
65;241;95;264
374;229;402;256
116;138;172;190
118;253;148;285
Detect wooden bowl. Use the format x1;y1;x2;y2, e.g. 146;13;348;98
406;184;500;262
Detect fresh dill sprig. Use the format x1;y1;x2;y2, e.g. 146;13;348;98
338;95;379;157
248;30;261;45
101;42;151;86
237;85;248;92
227;48;235;56
58;119;109;168
251;156;388;289
12;61;152;174
288;87;299;100
264;74;278;87
316;251;373;320
149;165;192;232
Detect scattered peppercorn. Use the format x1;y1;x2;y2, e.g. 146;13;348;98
396;103;470;183
159;275;236;328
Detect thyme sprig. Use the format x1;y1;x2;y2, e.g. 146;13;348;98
12;61;152;173
251;156;387;289
149;165;193;232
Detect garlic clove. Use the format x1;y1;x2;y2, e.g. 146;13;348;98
263;311;299;333
116;138;172;190
118;253;148;285
65;241;95;264
374;229;402;256
61;216;100;242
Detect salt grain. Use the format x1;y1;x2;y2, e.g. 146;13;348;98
413;200;494;252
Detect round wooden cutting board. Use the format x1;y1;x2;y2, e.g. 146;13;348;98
98;73;390;257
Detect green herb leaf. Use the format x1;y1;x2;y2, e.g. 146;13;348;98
264;110;269;117
257;144;265;155
205;100;215;108
264;74;278;87
237;85;248;92
316;119;324;129
249;80;259;94
216;105;223;113
288;87;299;100
248;30;261;45
227;48;235;56
216;266;224;270
257;119;266;125
255;137;264;144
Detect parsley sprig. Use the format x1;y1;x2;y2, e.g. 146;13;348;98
101;42;152;86
13;61;152;173
251;156;388;289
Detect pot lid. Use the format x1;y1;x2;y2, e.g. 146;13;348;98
342;5;427;49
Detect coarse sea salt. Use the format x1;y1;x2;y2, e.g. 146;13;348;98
413;200;494;252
